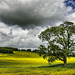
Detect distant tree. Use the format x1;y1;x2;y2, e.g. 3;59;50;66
11;47;19;51
33;49;39;53
21;49;26;51
0;47;20;54
0;47;13;54
3;47;19;51
38;21;75;66
27;49;31;52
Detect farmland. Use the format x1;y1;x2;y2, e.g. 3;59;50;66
0;51;75;75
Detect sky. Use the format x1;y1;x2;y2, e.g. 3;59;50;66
0;0;75;49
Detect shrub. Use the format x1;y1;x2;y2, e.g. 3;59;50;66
0;47;13;54
27;49;31;52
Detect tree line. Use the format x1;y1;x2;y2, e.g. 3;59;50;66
0;47;19;54
0;47;39;54
20;49;39;53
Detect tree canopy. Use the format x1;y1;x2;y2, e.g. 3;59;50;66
38;21;75;66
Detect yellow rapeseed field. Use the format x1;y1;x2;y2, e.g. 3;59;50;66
0;51;75;75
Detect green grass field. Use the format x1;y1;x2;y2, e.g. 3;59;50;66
0;51;75;75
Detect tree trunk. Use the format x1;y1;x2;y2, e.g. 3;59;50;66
64;57;67;66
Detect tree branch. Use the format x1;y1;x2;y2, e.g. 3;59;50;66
57;56;64;61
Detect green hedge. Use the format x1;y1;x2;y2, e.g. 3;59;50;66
2;47;19;51
0;47;19;54
0;48;13;54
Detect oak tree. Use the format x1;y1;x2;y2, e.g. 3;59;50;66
38;21;75;66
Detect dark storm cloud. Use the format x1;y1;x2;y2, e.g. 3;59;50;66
0;0;75;48
0;0;66;28
0;0;45;27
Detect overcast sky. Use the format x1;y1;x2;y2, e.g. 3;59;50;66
0;0;75;49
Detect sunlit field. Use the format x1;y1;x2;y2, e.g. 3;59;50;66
0;51;75;75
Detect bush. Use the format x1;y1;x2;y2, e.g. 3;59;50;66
27;49;31;52
4;47;19;51
21;49;26;51
0;48;13;54
33;49;39;53
0;47;16;54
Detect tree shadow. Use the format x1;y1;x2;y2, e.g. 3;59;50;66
37;64;63;68
65;63;75;69
37;63;75;69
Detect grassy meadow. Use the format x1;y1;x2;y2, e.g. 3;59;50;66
0;51;75;75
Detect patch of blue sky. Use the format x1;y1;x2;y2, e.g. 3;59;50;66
64;0;75;9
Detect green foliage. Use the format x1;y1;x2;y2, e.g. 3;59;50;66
33;49;39;53
38;21;75;65
27;49;31;52
0;47;19;54
21;49;26;51
0;47;13;54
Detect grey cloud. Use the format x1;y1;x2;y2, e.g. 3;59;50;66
0;0;66;28
0;31;13;46
0;23;43;48
0;0;74;48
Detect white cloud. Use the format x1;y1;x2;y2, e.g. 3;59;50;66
66;12;75;23
0;0;75;48
0;22;45;48
0;0;67;28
